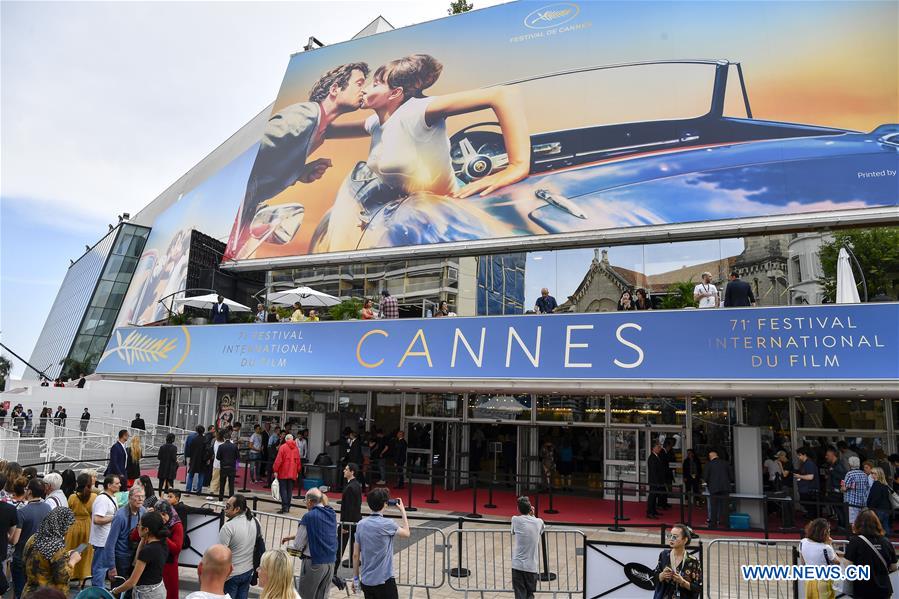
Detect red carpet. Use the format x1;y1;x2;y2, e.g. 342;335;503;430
142;465;808;539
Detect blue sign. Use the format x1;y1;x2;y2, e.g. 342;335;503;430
95;304;898;381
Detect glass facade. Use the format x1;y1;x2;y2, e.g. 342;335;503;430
63;223;149;378
257;227;897;326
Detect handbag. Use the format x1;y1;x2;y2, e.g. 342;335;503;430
271;478;281;501
889;491;899;510
250;519;266;586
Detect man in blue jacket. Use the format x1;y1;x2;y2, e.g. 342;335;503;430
107;486;146;599
105;429;130;479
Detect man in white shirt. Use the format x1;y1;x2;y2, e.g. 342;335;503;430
185;544;234;599
511;496;545;599
90;475;121;589
209;431;224;498
693;272;720;309
43;472;67;509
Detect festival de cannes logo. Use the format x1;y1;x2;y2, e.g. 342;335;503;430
98;327;191;373
524;2;580;29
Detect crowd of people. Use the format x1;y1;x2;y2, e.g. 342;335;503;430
763;441;899;538
0;460;189;599
0;405;82;435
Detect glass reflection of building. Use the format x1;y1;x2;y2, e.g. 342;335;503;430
270;253;524;317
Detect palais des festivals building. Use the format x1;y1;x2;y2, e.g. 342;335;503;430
27;1;899;511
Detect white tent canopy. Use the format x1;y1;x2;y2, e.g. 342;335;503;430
268;286;340;307
836;247;860;304
172;293;252;312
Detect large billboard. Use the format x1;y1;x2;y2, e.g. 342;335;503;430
117;145;259;326
223;0;898;265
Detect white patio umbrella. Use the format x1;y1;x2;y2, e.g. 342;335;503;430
268;286;340;307
836;247;860;304
172;293;252;312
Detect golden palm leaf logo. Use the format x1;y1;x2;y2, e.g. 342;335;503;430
100;330;178;365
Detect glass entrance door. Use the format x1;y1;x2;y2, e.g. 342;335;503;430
605;429;640;499
405;421;433;481
446;422;468;489
605;428;683;500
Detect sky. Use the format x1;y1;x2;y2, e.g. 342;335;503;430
0;0;507;379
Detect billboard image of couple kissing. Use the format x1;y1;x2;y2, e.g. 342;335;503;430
223;0;898;263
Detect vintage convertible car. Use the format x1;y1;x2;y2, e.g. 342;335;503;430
320;59;898;250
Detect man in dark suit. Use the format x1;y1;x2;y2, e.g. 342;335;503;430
130;413;146;430
105;429;131;479
660;437;676;509
210;295;230;323
215;436;239;501
646;441;666;519
723;271;756;307
336;463;363;570
345;430;363;473
703;448;733;529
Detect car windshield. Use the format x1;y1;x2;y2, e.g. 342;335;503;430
508;62;719;131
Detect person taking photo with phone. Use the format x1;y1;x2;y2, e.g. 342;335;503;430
352;489;410;599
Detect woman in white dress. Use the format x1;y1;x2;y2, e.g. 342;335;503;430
312;54;530;252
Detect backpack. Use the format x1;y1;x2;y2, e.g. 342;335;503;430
250;518;265;586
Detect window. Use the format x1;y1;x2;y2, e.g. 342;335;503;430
792;256;803;285
536;395;605;423
797;398;885;430
469;394;531;421
286;389;333;413
611;396;685;426
406;393;462;419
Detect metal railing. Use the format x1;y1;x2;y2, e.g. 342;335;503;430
202;500;447;594
447;528;584;596
706;538;799;599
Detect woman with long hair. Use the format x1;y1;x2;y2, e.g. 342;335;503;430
60;469;77;498
64;473;95;587
867;467;893;536
314;53;530;253
844;509;897;598
153;500;184;599
128;436;143;487
361;299;375;320
22;507;81;595
138;475;158;509
112;511;170;599
617;290;636;311
651;523;702;598
257;549;300;599
635;288;652;310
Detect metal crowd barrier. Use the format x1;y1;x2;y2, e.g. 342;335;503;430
705;537;899;599
447;527;584;597
202;501;446;596
706;538;799;599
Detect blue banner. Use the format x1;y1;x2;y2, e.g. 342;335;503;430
95;304;898;381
